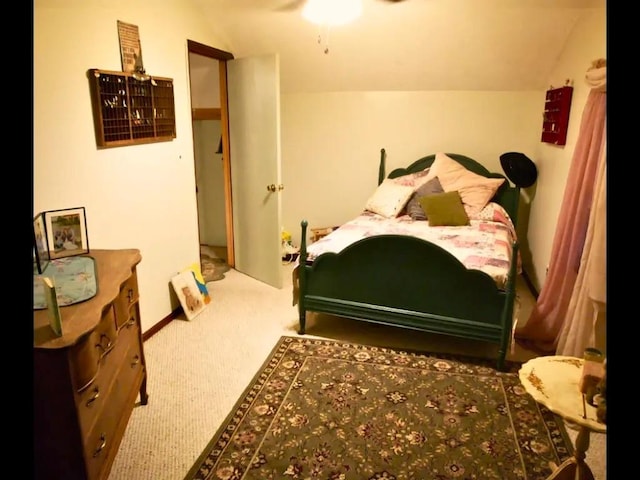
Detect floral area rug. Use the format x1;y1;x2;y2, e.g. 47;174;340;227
185;336;572;480
201;253;230;282
200;245;230;282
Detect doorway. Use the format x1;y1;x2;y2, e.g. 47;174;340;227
187;40;235;269
187;41;284;289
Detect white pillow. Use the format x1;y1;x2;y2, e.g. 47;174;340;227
425;152;505;214
365;179;415;218
390;168;431;188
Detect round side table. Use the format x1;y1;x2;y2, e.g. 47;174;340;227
519;355;606;480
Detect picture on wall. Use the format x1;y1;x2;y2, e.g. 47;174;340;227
33;212;50;274
43;207;90;260
117;20;143;73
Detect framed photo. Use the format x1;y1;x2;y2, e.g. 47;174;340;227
171;270;206;321
44;207;90;260
33;212;50;274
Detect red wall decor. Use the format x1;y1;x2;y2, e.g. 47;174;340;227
541;85;573;146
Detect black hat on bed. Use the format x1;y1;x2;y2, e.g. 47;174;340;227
499;152;538;188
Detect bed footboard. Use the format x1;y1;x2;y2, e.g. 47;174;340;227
297;221;518;370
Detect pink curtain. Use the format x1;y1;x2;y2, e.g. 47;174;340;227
515;60;606;354
556;145;606;356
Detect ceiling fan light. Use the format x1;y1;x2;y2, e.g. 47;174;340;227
302;0;363;27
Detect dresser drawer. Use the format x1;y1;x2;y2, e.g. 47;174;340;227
113;333;145;409
118;302;141;340
76;313;139;435
114;269;139;329
83;338;145;480
83;385;124;480
114;305;145;388
70;305;118;392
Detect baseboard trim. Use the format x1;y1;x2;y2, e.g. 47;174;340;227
142;307;183;342
521;270;539;299
144;270;540;343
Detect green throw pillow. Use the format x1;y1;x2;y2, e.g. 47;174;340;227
419;191;470;226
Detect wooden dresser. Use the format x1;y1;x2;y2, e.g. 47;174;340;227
34;249;148;480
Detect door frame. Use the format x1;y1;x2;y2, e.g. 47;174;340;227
187;39;236;267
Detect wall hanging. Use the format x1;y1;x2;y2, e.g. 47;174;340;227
87;21;176;148
541;82;573;146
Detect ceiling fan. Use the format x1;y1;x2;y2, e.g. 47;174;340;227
275;0;408;54
275;0;407;12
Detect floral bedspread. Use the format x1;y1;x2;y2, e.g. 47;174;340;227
294;202;519;300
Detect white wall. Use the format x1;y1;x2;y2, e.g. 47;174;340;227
189;54;226;247
189;53;221;108
526;8;606;290
280;90;541;253
34;0;228;331
194;120;226;246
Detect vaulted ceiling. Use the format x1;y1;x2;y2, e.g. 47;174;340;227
190;0;605;94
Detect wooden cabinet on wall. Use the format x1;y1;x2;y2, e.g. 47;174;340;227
541;85;573;146
88;68;176;148
34;249;148;480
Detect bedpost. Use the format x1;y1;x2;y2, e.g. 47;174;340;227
497;241;520;371
511;186;521;227
298;220;309;334
378;148;386;185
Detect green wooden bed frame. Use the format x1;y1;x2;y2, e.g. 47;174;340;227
297;150;520;370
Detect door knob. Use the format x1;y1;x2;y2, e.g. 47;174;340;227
267;184;284;192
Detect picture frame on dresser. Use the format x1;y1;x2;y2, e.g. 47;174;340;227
33;212;50;274
43;207;90;259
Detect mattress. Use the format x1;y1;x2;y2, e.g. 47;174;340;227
301;201;519;290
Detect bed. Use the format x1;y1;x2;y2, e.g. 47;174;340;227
293;150;521;370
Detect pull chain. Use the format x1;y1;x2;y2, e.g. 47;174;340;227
317;24;331;54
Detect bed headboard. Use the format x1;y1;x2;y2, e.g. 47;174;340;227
378;148;520;226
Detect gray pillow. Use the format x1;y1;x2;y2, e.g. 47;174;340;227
406;176;445;220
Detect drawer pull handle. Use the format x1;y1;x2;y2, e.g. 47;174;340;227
86;387;100;407
127;288;135;303
93;434;107;457
131;355;140;368
95;334;113;354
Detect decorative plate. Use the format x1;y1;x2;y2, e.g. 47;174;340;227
33;256;97;310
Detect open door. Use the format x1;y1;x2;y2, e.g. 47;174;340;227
227;54;283;288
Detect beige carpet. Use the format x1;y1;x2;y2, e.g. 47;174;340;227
107;265;606;480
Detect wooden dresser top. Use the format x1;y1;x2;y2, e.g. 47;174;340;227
33;249;142;350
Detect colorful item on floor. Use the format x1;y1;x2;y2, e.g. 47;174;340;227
183;263;211;304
